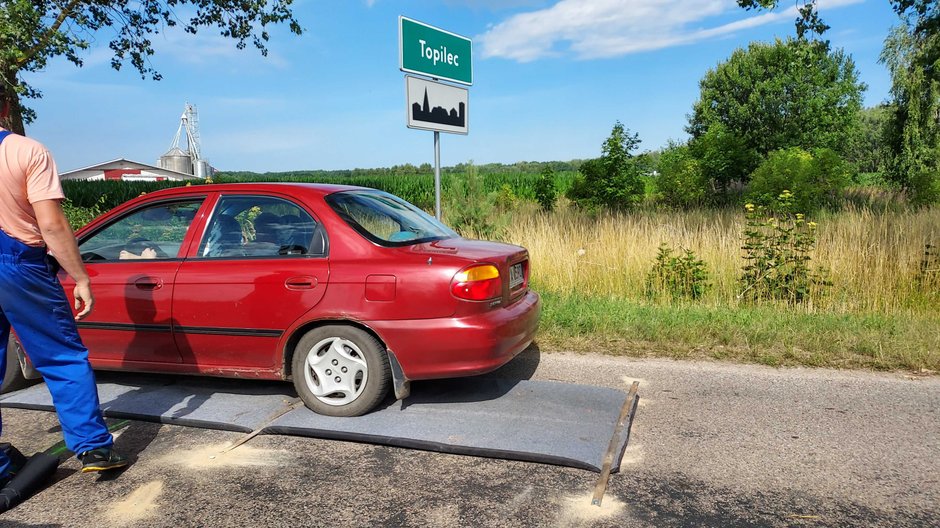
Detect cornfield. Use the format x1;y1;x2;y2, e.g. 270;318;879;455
62;171;578;212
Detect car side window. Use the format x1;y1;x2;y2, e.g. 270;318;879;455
196;196;324;258
79;200;204;262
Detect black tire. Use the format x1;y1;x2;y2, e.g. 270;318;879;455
291;325;390;417
2;336;30;394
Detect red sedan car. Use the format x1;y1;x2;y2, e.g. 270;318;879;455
4;183;540;416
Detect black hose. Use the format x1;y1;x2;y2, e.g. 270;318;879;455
0;453;59;513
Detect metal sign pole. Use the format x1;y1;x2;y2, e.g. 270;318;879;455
434;130;441;220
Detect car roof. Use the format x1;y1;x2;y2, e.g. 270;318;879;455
135;182;376;200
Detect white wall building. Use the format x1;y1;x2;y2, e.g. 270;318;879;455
60;159;199;182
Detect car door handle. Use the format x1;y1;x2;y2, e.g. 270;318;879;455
135;277;163;290
285;276;317;290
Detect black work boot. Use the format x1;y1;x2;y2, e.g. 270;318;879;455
79;448;128;473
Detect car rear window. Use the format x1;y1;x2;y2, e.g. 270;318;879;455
325;190;457;246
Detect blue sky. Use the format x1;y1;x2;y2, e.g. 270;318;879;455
24;0;899;173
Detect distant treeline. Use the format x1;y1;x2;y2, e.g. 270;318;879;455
222;159;585;180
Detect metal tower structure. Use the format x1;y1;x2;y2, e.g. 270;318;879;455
165;103;209;177
168;103;201;160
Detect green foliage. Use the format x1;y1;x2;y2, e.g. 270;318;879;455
688;38;865;159
739;192;830;304
0;0;302;133
747;147;851;212
688;123;761;197
845;105;892;175
61;197;105;231
567;122;645;210
736;1;830;41
63;171;580;215
62;180;190;209
442;163;507;239
655;142;709;208
534;167;558;211
880;12;940;205
645;244;711;301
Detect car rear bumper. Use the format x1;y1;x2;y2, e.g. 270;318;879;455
370;290;540;380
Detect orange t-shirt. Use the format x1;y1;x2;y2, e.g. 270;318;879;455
0;128;65;246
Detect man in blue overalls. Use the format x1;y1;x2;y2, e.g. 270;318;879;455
0;116;127;482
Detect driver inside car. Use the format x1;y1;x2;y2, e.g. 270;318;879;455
118;237;158;260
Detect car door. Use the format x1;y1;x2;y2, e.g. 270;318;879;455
171;193;330;371
68;198;206;368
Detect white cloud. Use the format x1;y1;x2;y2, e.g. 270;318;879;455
478;0;864;62
151;29;290;69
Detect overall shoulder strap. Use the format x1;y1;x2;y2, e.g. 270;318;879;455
0;130;11;144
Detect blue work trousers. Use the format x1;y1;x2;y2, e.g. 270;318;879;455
0;228;112;477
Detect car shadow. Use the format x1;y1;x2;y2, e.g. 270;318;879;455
395;342;542;410
92;284;215;471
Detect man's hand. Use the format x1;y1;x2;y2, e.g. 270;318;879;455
33;200;95;319
73;280;94;320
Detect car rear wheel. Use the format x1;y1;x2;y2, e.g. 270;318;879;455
2;335;33;394
291;326;390;417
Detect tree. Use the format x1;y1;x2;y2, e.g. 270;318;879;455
0;0;302;134
688;122;760;199
567;122;645;210
880;2;940;204
737;0;829;41
845;105;892;176
687;38;865;160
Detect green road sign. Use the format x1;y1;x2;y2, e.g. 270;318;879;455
399;16;472;86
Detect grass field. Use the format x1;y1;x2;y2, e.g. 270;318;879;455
503;202;940;372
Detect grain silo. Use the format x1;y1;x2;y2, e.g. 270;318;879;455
160;147;193;175
194;158;211;179
160;103;210;178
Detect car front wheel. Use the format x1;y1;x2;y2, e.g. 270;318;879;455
291;325;390;417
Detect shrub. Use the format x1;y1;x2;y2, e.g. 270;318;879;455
645;244;710;301
534;167;558;211
62;197;106;231
567;122;645;210
655;142;709;208
443;162;507;239
739;191;830;304
747;147;852;212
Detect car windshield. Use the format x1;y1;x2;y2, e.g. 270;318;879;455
325;190;457;246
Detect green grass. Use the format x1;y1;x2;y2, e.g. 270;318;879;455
535;291;940;372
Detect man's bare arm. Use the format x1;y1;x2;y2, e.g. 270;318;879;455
33;199;94;319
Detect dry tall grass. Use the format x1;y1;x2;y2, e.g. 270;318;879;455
503;203;940;314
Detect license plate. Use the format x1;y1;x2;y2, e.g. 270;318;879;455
509;263;524;289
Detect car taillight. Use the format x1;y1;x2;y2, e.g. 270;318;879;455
451;264;501;301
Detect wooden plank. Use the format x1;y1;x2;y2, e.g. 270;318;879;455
591;381;639;506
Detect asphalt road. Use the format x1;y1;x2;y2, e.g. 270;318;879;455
1;349;937;527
